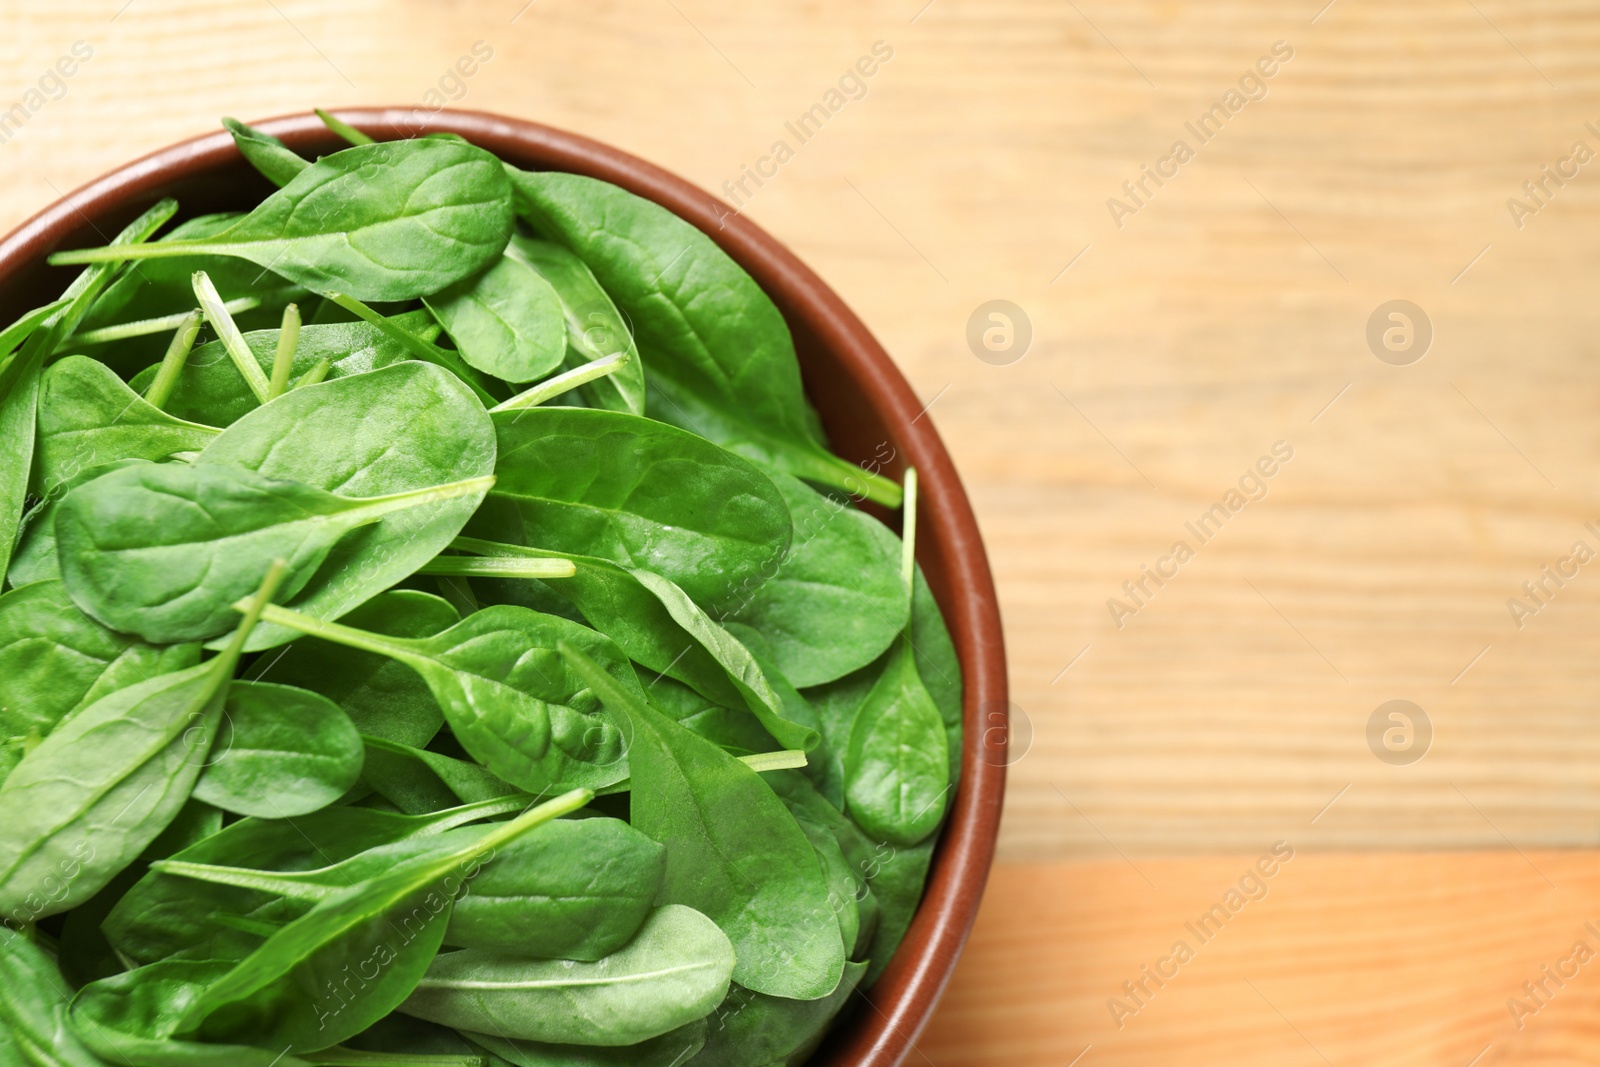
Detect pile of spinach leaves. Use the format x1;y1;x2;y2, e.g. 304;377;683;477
0;112;961;1067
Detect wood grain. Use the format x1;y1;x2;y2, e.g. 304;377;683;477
3;1;1599;1059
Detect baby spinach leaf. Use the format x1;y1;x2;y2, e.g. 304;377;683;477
400;904;734;1046
127;311;440;427
453;538;813;751
424;253;567;384
105;796;533;967
1;198;177;581
842;638;949;848
507;170;900;507
9;459;151;588
0;926;107;1067
560;643;846;1000
174;789;591;1050
261;590;458;749
444;815;664;960
53;140;517;302
912;567;963;782
57;460;493;643
250;601;634;794
508;236;645;415
649;676;779;756
858;837;934;988
727;473;907;687
361;735;519;814
0;563;281;923
466;1019;708;1067
193;680;365;817
0;579;197;781
32;354;220;493
198;360;497;650
225;116;310;187
477;406;792;609
690;960;867;1067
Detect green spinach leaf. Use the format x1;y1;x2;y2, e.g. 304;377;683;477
225;116;310;187
690;960;867;1067
560;643;846;1000
424;253;566;384
400;904;733;1046
193;680;365;817
53;140;516;303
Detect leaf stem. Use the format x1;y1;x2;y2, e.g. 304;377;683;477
73;297;261;346
142;310;202;410
193;270;271;403
449;535;546;559
295;357;332;389
235;600;418;661
490;352;630;412
418;555;576;580
266;302;301;400
901;466;918;610
324;291;498;406
739;750;809;772
315;109;375;146
337;474;496;527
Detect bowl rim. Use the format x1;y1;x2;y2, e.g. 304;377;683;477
0;107;1007;1067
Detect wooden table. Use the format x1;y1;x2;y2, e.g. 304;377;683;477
5;1;1599;1062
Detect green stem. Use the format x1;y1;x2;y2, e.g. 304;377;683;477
420;793;546;833
315;109;375;146
449;535;546;559
49;238;240;267
324;292;498;406
311;1053;486;1067
901;465;918;614
491;352;630;412
739;750;809;773
337;474;496;526
193;270;271;403
152;859;338;901
266;302;301;400
295;357;332;389
418;556;576;580
237;600;420;661
821;451;904;509
73;297;261;346
143;310;202;410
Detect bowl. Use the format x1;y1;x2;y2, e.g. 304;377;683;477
0;108;1008;1067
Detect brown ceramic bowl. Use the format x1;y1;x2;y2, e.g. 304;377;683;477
0;109;1007;1066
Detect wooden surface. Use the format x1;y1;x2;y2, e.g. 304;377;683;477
4;1;1600;1062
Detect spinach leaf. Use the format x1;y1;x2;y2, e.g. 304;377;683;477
0;926;108;1067
57;460;493;643
0;579;197;781
476;406;791;609
842;638;949;848
0;197;177;580
105;795;534;967
508;236;644;415
443;815;664;960
0;563;281;923
173;789;591;1050
452;538;814;751
193;680;365;817
507;170;900;507
53;140;517;303
127;311;440;427
250;601;634;794
648;675;780;757
361;735;519;814
721;622;833;802
466;1020;707;1067
197;360;497;650
727;473;906;687
912;567;963;782
260;589;458;749
399;904;734;1046
560;643;846;1000
424;253;567;384
225;116;310;187
690;960;867;1067
32;354;220;493
9;459;151;588
858;837;934;988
